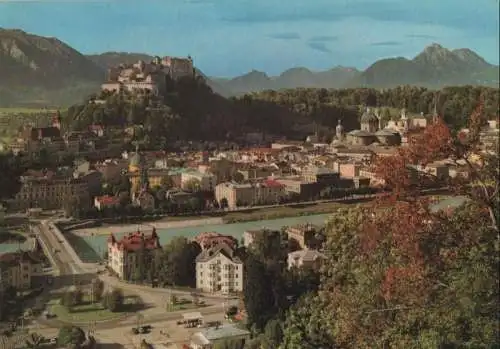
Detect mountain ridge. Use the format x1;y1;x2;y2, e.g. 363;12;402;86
0;28;498;106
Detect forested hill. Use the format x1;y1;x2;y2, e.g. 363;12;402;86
65;83;499;147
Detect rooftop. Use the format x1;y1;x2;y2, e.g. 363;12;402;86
108;229;161;252
196;324;250;342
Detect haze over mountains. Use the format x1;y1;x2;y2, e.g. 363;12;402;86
0;29;498;106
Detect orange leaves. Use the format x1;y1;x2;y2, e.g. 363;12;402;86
407;116;453;165
381;264;425;302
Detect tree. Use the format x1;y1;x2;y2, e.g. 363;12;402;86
89;278;104;303
280;294;336;349
232;171;244;183
373;104;499;231
0;152;23;202
102;288;124;312
262;319;284;348
220;197;229;208
62;290;76;308
243;255;276;331
162;237;201;286
184;178;201;192
57;326;86;349
160;176;175;189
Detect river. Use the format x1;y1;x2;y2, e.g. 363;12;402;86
64;195;469;263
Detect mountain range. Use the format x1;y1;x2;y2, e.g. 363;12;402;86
0;28;498;106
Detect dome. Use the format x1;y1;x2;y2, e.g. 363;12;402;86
129;151;143;167
361;108;379;123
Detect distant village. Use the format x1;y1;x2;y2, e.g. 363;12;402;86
2;98;498;216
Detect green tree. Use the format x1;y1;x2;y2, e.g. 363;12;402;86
184;178;201;192
162;237;201;286
102;288;124;312
90;278;104;303
279;294;335;349
57;326;86;349
262;319;284;348
0;152;23;201
220;197;229;208
243;255;276;331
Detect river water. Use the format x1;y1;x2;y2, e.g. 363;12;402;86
66;213;334;262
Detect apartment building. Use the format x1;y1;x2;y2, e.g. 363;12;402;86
0;251;43;290
195;243;243;294
181;170;216;192
107;230;162;280
8;170;90;211
214;180;285;209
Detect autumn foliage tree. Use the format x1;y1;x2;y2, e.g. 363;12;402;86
280;101;499;349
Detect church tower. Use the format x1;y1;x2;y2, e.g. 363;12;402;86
336;119;344;140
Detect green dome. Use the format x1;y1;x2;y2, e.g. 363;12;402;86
129;152;143;167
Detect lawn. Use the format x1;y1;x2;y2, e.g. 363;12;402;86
48;295;137;323
221;199;371;223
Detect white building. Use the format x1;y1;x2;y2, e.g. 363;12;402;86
195;243;243;294
287;250;326;269
190;324;251;349
181;170;216;192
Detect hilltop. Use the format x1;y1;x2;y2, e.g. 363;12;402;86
0;29;498;106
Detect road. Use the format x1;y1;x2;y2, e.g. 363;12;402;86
31;218;234;332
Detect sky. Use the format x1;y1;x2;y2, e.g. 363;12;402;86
0;0;499;77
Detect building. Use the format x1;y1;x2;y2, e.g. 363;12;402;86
181;171;216;192
243;229;267;248
287;250;326;269
8;170;90;211
195;243;243;294
102;56;195;95
190;324;251;349
0;251;43;290
94;195;120;210
107;230;161;280
286;223;320;250
214;180;285;209
194;232;238;250
301;165;339;183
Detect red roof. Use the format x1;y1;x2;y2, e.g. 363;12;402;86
108;229;160;252
263;179;284;188
194;232;237;250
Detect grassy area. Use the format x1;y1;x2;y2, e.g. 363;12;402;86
49;296;131;323
221;199;371;223
0;229;27;244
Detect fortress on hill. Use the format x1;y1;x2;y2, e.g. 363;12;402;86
101;55;196;96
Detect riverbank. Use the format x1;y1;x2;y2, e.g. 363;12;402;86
70;200;371;237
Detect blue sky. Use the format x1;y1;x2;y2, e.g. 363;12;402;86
1;0;498;77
